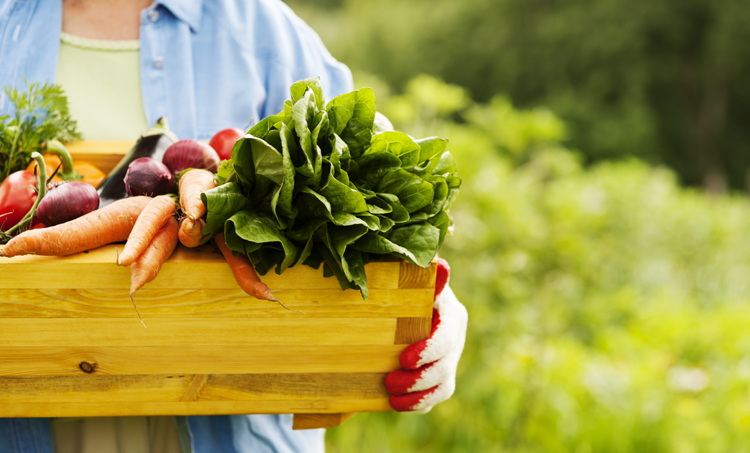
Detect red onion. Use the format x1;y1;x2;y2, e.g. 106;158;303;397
36;181;100;227
124;157;175;197
162;139;220;178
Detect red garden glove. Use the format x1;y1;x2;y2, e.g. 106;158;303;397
385;258;468;413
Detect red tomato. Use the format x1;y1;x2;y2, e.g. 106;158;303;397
209;128;245;161
0;170;37;232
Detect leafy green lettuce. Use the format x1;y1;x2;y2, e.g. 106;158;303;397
202;78;461;299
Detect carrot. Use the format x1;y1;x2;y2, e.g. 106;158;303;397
118;195;175;266
178;217;206;248
0;197;151;258
129;217;179;327
215;233;277;301
179;169;216;220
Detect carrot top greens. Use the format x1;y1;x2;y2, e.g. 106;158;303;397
0;81;81;182
201;78;461;299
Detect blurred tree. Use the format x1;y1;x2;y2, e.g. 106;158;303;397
320;73;750;453
285;0;750;189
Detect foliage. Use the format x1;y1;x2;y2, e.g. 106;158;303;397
201;78;460;298
285;0;750;189
325;75;750;452
0;81;81;182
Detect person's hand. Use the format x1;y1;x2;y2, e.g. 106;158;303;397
385;258;468;413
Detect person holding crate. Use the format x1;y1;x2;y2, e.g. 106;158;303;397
0;0;469;452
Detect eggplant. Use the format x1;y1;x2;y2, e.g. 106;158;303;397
97;117;178;208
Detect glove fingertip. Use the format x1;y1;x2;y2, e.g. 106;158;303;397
389;385;439;412
400;340;429;370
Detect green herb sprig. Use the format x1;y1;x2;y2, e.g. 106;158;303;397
0;80;81;182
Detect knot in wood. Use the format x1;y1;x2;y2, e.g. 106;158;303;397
79;361;96;374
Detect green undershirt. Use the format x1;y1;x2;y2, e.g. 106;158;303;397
55;32;149;140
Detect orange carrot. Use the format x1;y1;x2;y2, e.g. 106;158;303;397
0;197;151;258
118;195;175;266
130;217;179;327
179;169;216;220
178;217;206;248
215;233;276;301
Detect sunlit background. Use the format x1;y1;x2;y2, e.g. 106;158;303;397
284;1;750;451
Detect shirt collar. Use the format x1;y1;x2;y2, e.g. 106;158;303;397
154;0;203;32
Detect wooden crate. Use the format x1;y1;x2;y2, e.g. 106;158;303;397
0;141;436;429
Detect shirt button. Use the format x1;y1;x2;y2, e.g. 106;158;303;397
148;9;159;22
153;57;164;69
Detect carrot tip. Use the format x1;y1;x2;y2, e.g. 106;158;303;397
130;294;147;328
273;298;306;315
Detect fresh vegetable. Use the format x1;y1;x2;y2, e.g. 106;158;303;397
201;78;460;299
179;169;216;220
215;233;276;301
36;181;99;227
209;128;245;161
124;157;174;197
0;196;150;257
178;217;206;248
118;195;175;266
0;81;81;183
97;118;177;208
0;170;37;232
26;140;105;188
130;216;179;327
162;139;220;178
0;153;48;242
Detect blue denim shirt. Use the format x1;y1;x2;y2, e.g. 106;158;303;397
0;0;352;452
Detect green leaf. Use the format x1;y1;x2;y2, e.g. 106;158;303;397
230;137;256;185
352;152;402;188
248;113;288;139
369;132;421;169
225;210;299;273
327;88;376;158
352;232;419;265
388;223;441;267
292;89;318;177
429;211;451;247
416;136;449;164
376;169;434;213
200;182;250;235
291;77;325;111
377;193;410;223
214;159;235;185
432;151;458;176
377;215;395;233
343;250;369;300
320;162;369;214
270;123;299;228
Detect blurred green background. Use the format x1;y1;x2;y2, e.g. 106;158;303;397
284;1;750;451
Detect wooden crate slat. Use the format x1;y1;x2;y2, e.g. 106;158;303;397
293;413;357;430
65;140;132;174
0;318;397;347
0;373;386;403
0;245;401;290
0;345;406;376
399;261;437;289
0;399;392;418
0;288;433;318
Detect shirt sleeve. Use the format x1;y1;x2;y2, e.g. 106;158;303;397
258;0;354;117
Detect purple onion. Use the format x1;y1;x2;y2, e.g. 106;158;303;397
37;181;100;227
124;157;175;197
162;139;220;178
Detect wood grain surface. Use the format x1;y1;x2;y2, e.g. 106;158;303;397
0;345;405;376
0;147;437;427
293;412;357;430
